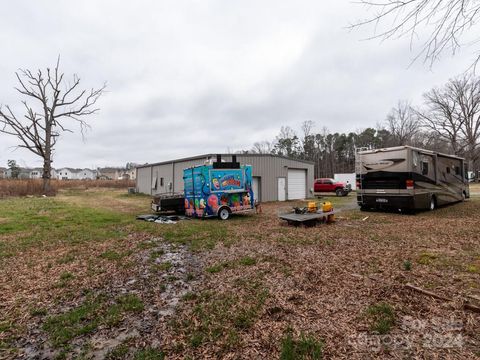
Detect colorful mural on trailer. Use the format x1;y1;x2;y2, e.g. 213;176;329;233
183;164;254;218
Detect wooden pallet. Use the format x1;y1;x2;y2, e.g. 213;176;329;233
278;210;336;226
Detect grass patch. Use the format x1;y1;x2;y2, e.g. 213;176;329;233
100;250;124;261
182;292;198;301
418;252;437;265
466;264;479;273
238;256;256;266
43;294;144;347
153;261;173;272
159;222;228;251
403;259;412;271
30;307;48;317
0;197;131;257
134;348;165;360
57;253;76;264
149;249;165;260
280;328;323;360
106;344;130;359
365;303;395;334
57;271;75;287
186;272;195;281
176;281;268;352
205;264;224;273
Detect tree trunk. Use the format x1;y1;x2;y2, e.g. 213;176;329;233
43;156;51;195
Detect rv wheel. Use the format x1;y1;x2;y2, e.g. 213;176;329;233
429;196;436;211
218;207;230;220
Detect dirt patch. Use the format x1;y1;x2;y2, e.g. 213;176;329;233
2;237;202;359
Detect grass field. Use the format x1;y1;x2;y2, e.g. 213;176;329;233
0;186;479;359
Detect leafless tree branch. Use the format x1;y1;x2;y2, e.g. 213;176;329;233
0;58;105;193
350;0;480;67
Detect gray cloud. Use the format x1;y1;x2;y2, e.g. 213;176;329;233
0;0;473;168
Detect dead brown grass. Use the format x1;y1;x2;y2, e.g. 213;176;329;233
1;191;479;359
0;179;135;197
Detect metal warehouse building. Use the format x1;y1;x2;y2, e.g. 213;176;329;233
136;154;314;202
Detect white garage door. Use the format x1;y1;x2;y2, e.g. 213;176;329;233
287;169;306;200
252;177;260;202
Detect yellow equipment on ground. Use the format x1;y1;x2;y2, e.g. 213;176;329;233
307;201;318;213
322;201;335;222
322;201;333;212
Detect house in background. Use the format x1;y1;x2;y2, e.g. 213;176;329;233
31;168;58;179
2;165;129;180
118;168;136;180
97;167;120;180
55;168;96;180
29;168;41;179
77;168;97;180
56;168;77;180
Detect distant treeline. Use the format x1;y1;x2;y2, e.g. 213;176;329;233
242;73;480;178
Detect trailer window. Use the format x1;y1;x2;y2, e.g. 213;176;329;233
152;177;157;190
421;162;429;175
160;177;164;186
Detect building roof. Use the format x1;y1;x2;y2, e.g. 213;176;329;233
137;153;314;169
57;167;96;173
358;145;465;161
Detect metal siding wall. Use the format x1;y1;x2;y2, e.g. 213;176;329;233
136;154;314;201
234;155;314;201
151;163;175;195
136;167;152;194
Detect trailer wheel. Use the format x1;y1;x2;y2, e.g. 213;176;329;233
218;207;230;220
429;196;436;211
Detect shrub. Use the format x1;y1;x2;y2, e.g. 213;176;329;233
0;179;134;197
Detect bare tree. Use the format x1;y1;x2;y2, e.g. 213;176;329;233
251;140;274;154
417;86;462;154
0;59;105;193
386;100;421;145
351;0;480;67
418;74;480;167
453;75;480;167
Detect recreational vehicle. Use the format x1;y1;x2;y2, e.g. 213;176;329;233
356;146;470;211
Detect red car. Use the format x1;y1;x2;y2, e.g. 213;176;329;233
314;178;351;196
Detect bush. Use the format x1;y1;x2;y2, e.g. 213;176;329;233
0;179;134;197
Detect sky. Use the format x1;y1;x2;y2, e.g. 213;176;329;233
0;0;475;169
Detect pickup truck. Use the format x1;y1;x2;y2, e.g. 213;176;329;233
314;178;351;197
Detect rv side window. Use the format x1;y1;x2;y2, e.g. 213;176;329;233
446;167;450;174
160;177;164;186
455;166;460;176
421;162;429;175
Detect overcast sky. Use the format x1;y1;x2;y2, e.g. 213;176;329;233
0;0;474;169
